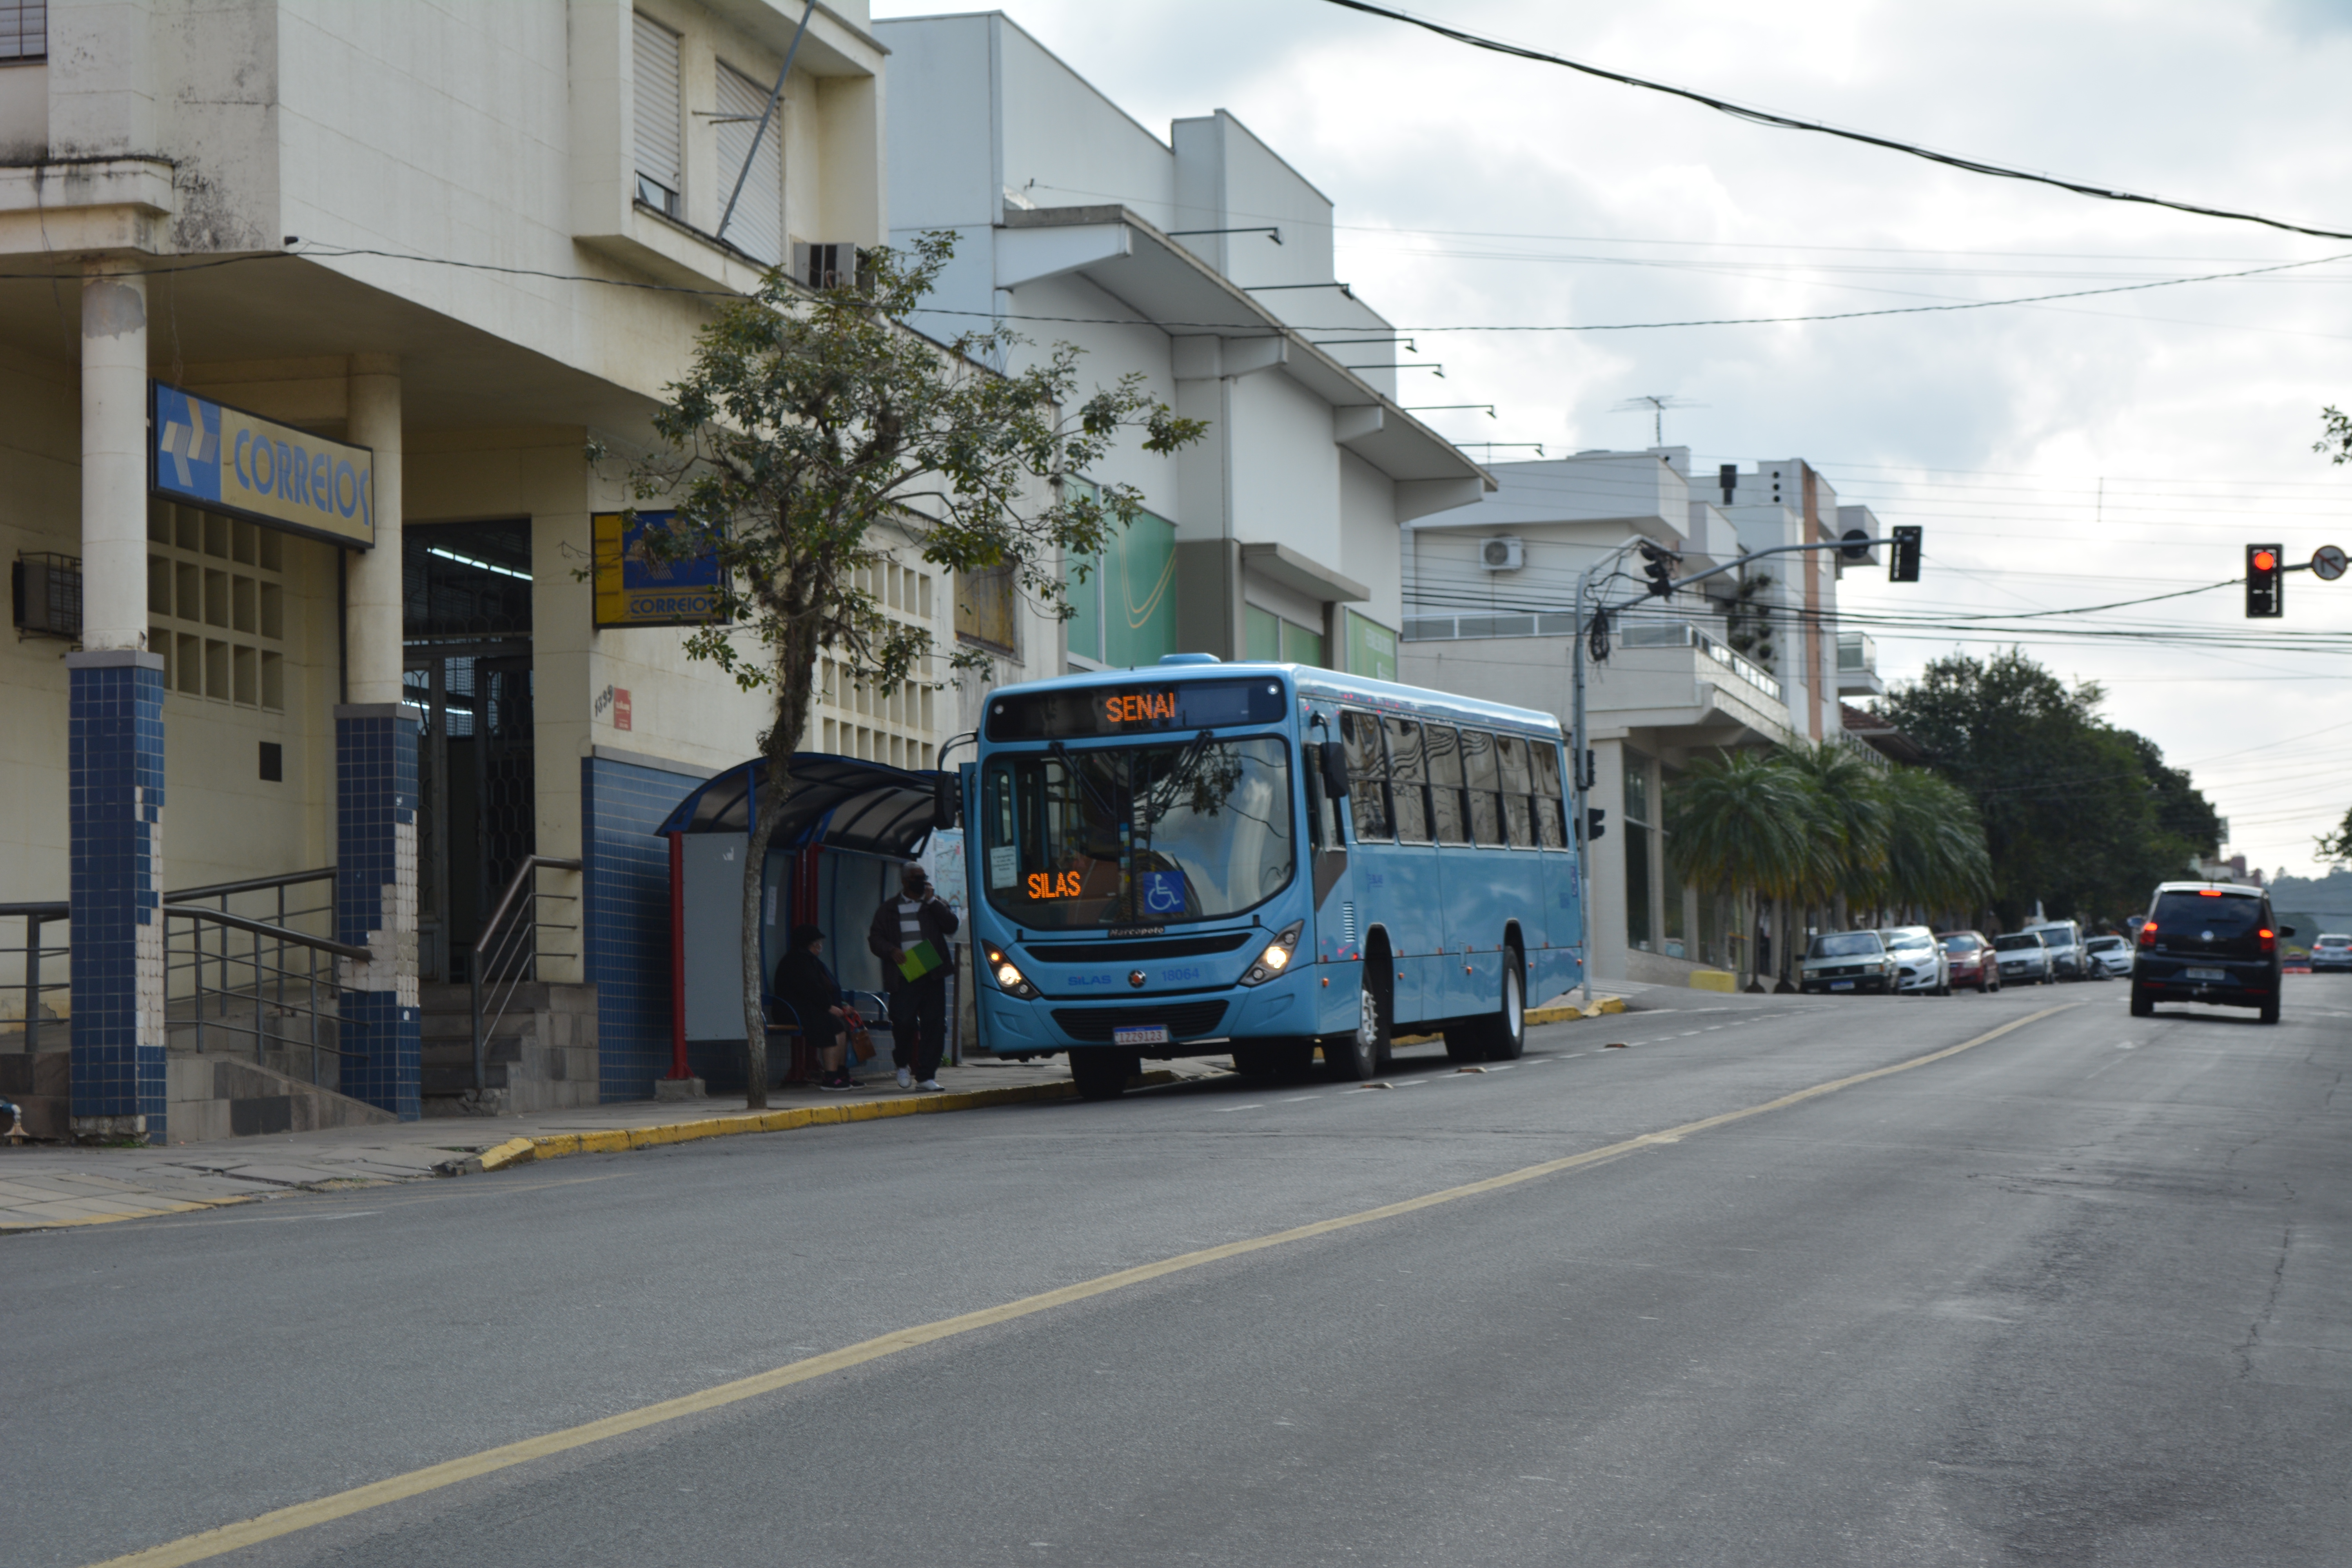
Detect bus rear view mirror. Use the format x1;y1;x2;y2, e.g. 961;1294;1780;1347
1319;739;1349;800
933;771;961;829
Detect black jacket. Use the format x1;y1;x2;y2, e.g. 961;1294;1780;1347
772;948;845;1044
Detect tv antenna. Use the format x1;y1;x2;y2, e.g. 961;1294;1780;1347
1612;393;1706;445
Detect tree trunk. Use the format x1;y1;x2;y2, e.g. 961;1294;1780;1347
739;751;793;1111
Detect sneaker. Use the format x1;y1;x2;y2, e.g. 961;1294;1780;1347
896;1067;913;1089
817;1075;851;1093
918;1078;945;1093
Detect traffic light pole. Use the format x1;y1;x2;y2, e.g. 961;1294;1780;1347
1570;535;1913;1002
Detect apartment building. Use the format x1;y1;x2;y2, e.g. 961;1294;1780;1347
1400;448;1885;985
875;11;1489;678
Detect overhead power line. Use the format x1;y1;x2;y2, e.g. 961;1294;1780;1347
1319;0;2352;245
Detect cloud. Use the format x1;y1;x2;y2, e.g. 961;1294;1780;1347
875;0;2352;875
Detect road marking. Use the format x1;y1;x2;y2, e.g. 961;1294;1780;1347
1215;1105;1267;1113
84;1005;2076;1568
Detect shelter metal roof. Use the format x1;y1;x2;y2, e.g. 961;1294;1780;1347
655;753;944;859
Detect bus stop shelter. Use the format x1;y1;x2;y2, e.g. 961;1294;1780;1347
656;754;954;1091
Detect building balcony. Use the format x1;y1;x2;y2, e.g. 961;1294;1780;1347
1837;630;1884;696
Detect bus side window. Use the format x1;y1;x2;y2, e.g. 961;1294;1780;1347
1385;716;1431;843
1341;710;1392;840
1531;740;1567;849
1303;737;1326;852
1495;734;1534;848
1462;728;1503;846
1426;725;1469;845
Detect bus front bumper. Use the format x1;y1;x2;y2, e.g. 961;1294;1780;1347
978;962;1352;1055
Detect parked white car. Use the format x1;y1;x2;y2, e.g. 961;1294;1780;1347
2081;933;2133;979
1878;926;1950;995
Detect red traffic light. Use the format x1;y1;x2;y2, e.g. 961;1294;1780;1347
2252;549;2278;573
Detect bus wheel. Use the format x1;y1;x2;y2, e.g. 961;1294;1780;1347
1328;977;1386;1081
1070;1048;1136;1101
1482;949;1527;1061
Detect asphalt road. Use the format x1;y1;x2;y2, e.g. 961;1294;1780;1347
11;977;2350;1567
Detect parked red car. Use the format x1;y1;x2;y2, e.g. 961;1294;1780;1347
1936;930;1999;993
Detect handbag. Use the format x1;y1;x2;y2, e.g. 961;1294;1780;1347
844;1009;877;1064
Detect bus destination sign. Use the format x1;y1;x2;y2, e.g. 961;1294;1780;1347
986;678;1286;740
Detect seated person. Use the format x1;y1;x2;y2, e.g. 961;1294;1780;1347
772;922;858;1091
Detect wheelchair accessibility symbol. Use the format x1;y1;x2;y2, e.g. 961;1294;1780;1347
1140;871;1185;916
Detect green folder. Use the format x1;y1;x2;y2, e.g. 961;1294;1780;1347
897;939;946;984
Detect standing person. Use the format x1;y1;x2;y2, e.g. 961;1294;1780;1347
772;924;858;1091
869;862;958;1091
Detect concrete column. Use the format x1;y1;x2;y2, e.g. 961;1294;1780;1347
66;652;169;1142
335;703;422;1119
80;265;149;653
336;357;419;1118
345;356;403;703
69;265;167;1142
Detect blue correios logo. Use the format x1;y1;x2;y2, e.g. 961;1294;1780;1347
1139;870;1185;916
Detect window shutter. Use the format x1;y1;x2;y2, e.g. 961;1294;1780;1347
716;62;782;264
633;13;682;213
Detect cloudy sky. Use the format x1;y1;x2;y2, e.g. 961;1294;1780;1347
875;0;2352;877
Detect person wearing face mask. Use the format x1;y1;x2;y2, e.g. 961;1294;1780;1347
868;862;958;1091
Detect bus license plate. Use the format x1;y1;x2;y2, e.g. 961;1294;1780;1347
1113;1025;1171;1046
2185;967;2227;981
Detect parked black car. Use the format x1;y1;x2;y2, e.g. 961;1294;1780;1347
2130;882;2291;1023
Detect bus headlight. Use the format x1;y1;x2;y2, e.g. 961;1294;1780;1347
983;944;1038;1000
1239;921;1305;987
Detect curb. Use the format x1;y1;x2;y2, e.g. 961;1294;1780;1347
0;1192;253;1234
462;1069;1181;1176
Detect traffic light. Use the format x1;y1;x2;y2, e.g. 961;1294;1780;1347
2246;543;2284;618
1637;540;1679;598
1888;526;1922;583
1582;807;1607;844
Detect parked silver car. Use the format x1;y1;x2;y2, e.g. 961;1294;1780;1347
1991;930;2054;985
1800;930;1896;994
2312;934;2352;973
2081;933;2133;979
2023;920;2088;980
1878;926;1950;995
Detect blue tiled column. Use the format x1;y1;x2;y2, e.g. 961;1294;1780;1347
67;650;169;1142
336;702;422;1120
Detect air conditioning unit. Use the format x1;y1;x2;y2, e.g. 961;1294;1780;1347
1479;537;1524;572
793;241;864;290
12;552;82;641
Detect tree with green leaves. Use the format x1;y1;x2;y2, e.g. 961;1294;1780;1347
1874;766;1994;922
1665;749;1816;988
1877;648;2216;928
1779;740;1891;922
617;232;1204;1107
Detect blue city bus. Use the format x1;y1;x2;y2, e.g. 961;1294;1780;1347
961;654;1583;1099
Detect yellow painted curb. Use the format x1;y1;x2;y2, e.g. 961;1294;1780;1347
0;1193;250;1233
1523;1006;1580;1026
479;1070;1182;1176
1689;970;1737;993
478;1137;537;1172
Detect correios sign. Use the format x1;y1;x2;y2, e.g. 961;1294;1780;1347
149;382;376;549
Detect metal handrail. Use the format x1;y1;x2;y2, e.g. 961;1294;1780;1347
162;905;373;960
165;866;337;902
470;856;583;1094
3;904;69;1054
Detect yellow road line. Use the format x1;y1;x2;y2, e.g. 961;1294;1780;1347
87;1003;2073;1568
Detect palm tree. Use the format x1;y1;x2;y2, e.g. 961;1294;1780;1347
1666;749;1816;989
1779;740;1892;929
1878;767;1994;923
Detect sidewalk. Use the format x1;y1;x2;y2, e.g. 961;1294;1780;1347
0;993;1645;1235
0;1055;1189;1234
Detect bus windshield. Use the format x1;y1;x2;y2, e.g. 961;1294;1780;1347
981;736;1295;930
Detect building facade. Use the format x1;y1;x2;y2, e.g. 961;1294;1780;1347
876;11;1489;680
1400;448;1884;985
0;0;1072;1140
